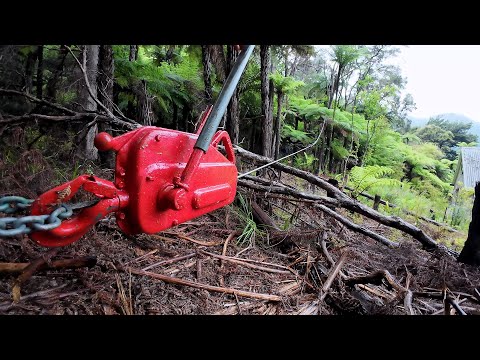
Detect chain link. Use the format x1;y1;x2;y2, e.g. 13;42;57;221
0;196;34;213
0;196;72;237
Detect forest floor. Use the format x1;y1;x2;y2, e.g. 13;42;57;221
1;149;480;315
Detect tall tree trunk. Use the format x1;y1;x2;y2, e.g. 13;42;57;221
182;104;190;132
165;45;175;64
328;133;336;173
97;45;115;167
173;102;178;130
225;45;240;145
250;118;256;152
136;80;153;126
201;45;213;105
46;46;67;101
209;45;227;83
327;68;335;109
458;182;480;266
129;45;138;61
323;123;334;172
274;90;283;160
260;45;273;158
332;64;343;110
315;141;324;175
126;46;137;119
24;49;37;95
76;45;100;161
35;45;43;99
97;45;114;110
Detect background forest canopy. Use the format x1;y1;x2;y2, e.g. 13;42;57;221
0;45;477;230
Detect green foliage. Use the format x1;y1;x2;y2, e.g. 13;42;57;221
113;45;199;116
294;152;315;171
282;124;313;145
349;165;404;196
450;187;474;229
331;139;349;160
231;194;265;247
269;72;304;94
412;116;479;160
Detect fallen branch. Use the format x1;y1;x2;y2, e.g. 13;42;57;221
313;203;399;248
344;185;459;233
12;248;59;302
345;270;406;293
235;146;452;255
318;233;347;280
239;178;397;248
251;201;281;231
413;290;480;304
123;266;282;302
447;296;467;315
0;256;97;273
239;177;338;207
320;250;349;301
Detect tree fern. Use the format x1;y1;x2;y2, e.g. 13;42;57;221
349;165;404;196
282;124;313;145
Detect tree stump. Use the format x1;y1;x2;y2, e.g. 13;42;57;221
458;182;480;266
373;195;381;211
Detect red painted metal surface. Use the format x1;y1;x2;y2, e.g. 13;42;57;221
29;126;237;246
30;175;129;247
97;126;237;235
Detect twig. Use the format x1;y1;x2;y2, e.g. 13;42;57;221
314;203;398;248
320;249;349;301
357;284;391;300
153;233;224;247
0;256;96;273
141;253;196;271
404;272;415;315
200;250;290;275
345;270;407;293
17;284;68;301
124;266;282;302
443;289;451;315
124;250;158;265
12;248;59;302
414;290;480;304
474;288;480;302
196;256;202;281
229;256;298;274
65;45;138;127
234;293;242;315
0;88;75;115
318;233;347;279
447;296;467;315
219;231;236;287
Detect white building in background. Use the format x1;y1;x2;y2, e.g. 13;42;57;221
452;147;480;196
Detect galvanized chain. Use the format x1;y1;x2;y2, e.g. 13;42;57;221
0;196;72;237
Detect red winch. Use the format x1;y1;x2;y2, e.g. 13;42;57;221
27;45;255;247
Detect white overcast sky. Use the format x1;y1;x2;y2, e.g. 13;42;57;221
316;45;480;121
393;45;480;121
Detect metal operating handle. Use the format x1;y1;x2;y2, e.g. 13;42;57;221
194;45;255;152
